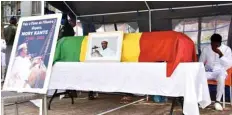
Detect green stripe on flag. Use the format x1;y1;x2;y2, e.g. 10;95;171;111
53;36;85;64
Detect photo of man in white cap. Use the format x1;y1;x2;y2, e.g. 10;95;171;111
6;42;47;89
7;43;32;88
91;39;116;57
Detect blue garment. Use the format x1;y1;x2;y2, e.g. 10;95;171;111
61;19;66;25
152;95;167;103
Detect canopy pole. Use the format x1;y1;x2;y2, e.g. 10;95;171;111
63;1;78;17
41;1;44;16
76;3;232;18
64;1;79;36
145;1;151;32
76;16;78;36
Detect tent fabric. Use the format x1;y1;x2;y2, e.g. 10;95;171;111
48;1;232;16
53;36;85;63
54;31;196;77
47;1;232;25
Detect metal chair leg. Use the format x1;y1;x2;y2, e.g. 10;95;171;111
230;86;232;106
146;95;149;101
2;101;4;115
67;91;74;104
43;95;48;115
96;92;99;97
48;89;58;110
178;97;184;109
170;97;184;115
179;97;184;115
78;91;82;96
42;98;45;115
170;98;176;115
15;103;18;115
223;89;225;108
39;99;43;115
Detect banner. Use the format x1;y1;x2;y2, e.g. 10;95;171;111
3;14;62;94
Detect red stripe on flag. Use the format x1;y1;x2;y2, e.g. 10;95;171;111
139;31;197;77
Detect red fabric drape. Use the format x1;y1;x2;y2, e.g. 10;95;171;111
139;31;197;77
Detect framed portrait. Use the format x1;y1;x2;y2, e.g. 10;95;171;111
3;14;62;94
85;31;124;62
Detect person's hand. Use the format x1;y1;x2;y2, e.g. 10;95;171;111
95;50;100;53
14;72;21;80
32;56;42;64
212;47;223;58
92;45;99;49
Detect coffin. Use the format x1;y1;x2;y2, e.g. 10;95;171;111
138;31;197;77
54;31;197;77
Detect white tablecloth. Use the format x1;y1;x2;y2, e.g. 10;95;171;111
49;62;211;115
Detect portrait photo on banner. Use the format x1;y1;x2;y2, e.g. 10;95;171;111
85;31;124;62
3;14;62;94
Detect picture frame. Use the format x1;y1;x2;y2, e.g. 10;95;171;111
3;14;62;94
85;31;124;62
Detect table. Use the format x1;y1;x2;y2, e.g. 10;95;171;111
49;62;211;115
1;91;47;115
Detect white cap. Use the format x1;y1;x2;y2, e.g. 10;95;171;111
18;43;27;50
34;56;42;59
102;39;109;42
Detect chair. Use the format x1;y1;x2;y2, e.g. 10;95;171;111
207;68;232;108
1;91;47;115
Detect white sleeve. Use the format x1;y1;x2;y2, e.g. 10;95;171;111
220;47;232;70
199;47;207;64
109;49;116;56
11;58;21;75
1;39;7;50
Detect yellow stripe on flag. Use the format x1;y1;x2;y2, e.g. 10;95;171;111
80;36;88;62
121;33;141;62
80;33;141;62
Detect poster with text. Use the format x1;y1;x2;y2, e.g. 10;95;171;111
3;14;62;94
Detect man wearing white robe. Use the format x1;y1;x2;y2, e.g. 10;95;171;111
99;47;115;57
7;43;32;88
199;34;232;110
1;37;7;82
94;39;115;57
